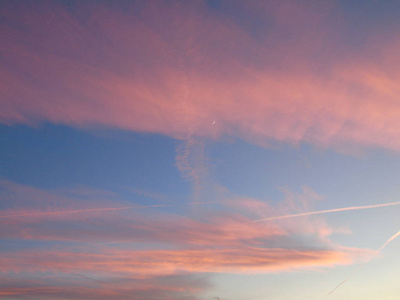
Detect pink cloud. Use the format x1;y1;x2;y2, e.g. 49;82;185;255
1;1;400;151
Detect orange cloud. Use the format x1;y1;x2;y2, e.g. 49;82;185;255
0;246;371;277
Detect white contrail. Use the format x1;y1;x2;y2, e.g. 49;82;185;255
251;200;400;223
0;201;219;219
377;229;400;252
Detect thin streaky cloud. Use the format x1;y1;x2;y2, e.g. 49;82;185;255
250;200;400;223
0;201;219;219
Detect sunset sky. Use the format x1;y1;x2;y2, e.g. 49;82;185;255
2;0;400;299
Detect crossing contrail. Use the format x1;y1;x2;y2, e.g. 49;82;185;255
251;200;400;223
0;201;219;219
248;199;400;299
325;228;400;298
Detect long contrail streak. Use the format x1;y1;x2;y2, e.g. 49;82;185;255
0;201;219;219
251;200;400;223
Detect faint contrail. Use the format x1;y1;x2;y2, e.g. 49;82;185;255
251;200;400;223
0;205;165;219
324;278;348;299
0;201;219;219
324;264;364;299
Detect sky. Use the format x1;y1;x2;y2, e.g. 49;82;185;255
1;0;400;299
